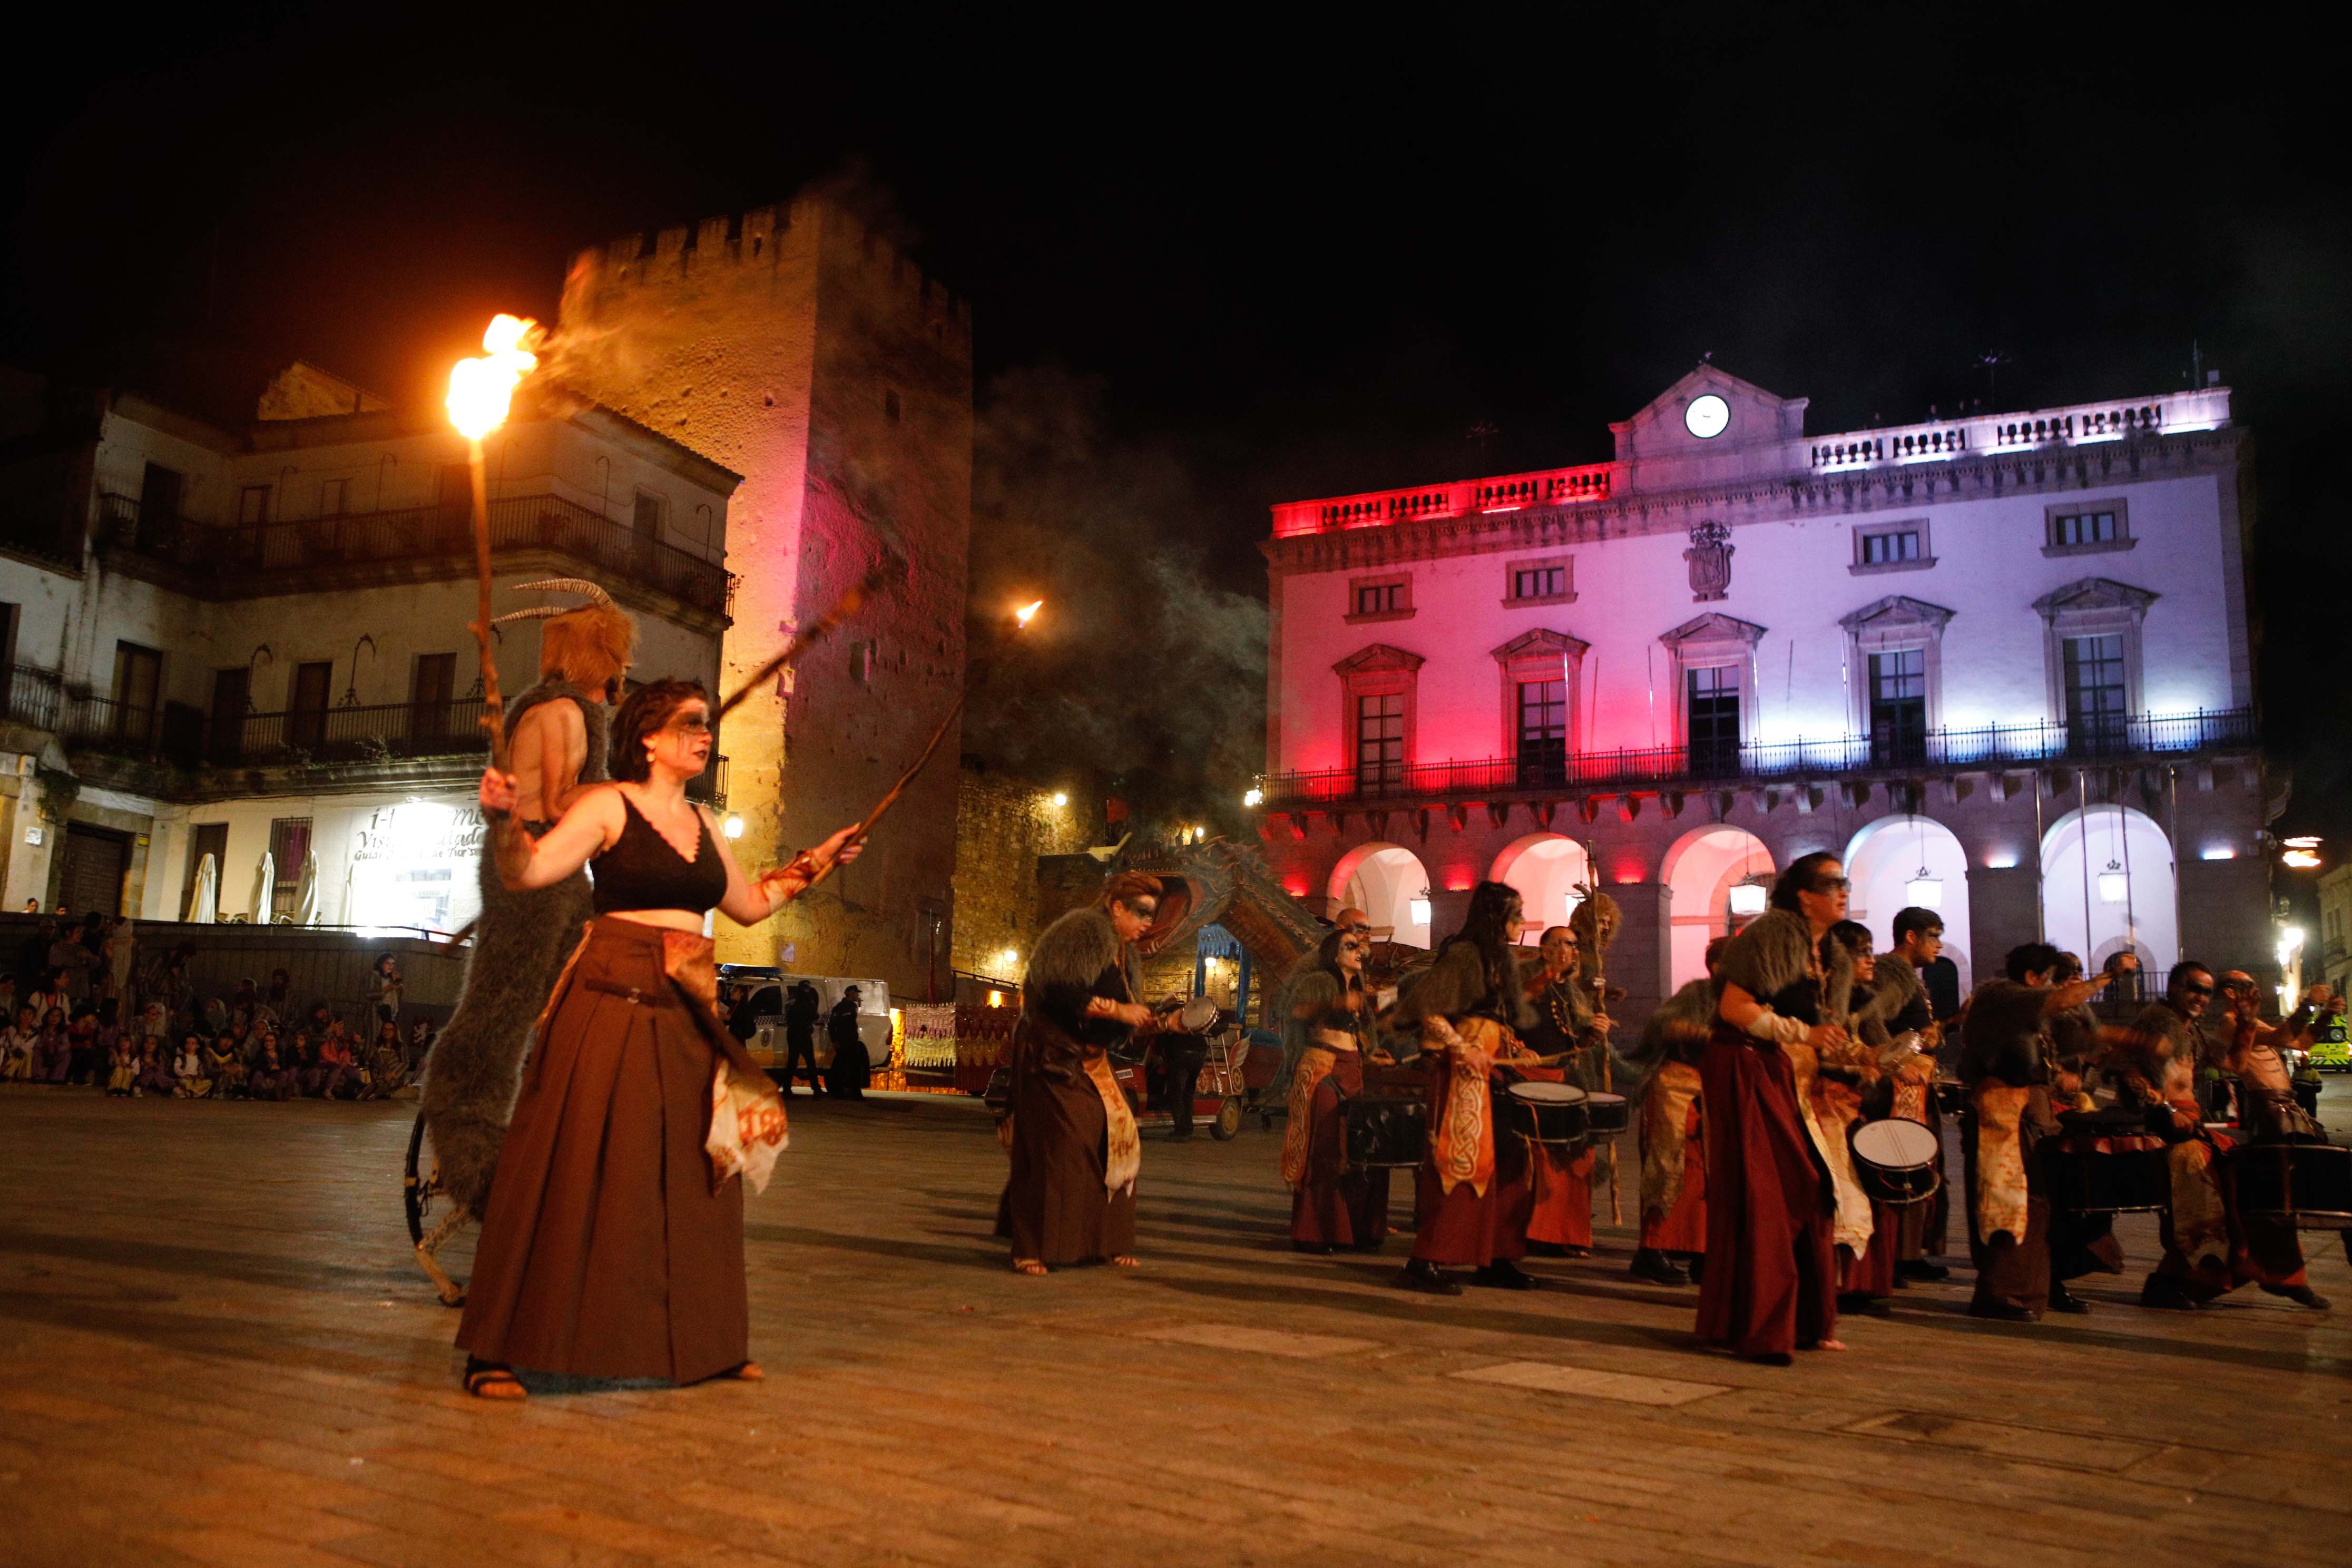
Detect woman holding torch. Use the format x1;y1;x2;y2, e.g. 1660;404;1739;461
455;678;863;1399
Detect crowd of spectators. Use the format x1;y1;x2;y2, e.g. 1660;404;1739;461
0;912;432;1103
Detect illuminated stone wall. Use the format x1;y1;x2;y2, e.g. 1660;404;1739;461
951;763;1095;981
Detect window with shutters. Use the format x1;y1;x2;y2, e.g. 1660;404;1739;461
1344;574;1413;623
2044;498;2133;556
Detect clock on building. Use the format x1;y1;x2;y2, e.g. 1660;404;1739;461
1684;394;1729;439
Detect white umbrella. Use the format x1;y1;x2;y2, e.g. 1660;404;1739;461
250;850;275;925
292;849;320;926
187;854;219;924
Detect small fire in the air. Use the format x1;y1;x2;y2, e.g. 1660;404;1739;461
1014;600;1043;628
446;314;543;440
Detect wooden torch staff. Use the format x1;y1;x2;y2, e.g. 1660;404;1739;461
466;439;507;771
718;561;899;721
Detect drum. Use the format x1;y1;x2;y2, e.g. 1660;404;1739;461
2045;1146;2171;1216
1848;1118;1942;1205
1584;1091;1630;1135
1500;1081;1590;1149
1932;1080;1967;1116
2233;1141;2352;1228
1343;1094;1428;1169
1175;996;1221;1034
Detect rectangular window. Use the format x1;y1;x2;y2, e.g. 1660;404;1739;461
1355;692;1405;793
1687;665;1741;773
184;822;228;919
409;652;457;747
268;817;312;911
1513;566;1567;600
111;641;161;742
136;462;183;550
1867;648;1928;765
289;660;332;752
2053;511;2117;546
1861;530;1921;565
239;485;272;525
2044;499;2131;555
2063;634;2128;753
1353;583;1403;616
209;667;250;764
1515;678;1568;785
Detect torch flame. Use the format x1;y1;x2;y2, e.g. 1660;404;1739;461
1014;600;1043;628
446;313;542;440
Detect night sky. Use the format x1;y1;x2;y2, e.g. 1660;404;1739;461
7;9;2346;850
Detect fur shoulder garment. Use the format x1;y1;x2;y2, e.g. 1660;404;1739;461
1024;908;1133;1005
1716;909;1819;1008
1624;975;1722;1083
419;681;609;1219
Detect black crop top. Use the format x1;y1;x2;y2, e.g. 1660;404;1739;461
593;793;728;915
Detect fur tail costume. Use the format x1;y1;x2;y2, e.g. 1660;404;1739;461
421;675;611;1218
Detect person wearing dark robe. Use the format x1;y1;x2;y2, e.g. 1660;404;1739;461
1271;906;1373;1110
1815;922;1897;1313
994;872;1163;1276
2106;963;2328;1311
1878;907;1954;1281
825;989;871;1100
1519;924;1610;1258
1388;881;1543;1296
1628;939;1727;1285
457;678;860;1399
1283;927;1389;1252
781;981;821;1096
1696;852;1847;1365
423;581;633;1228
1956;943;2110;1320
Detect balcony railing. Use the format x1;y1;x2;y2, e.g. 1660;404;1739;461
1262;709;2258;809
100;491;731;618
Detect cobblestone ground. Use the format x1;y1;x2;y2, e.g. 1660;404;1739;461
2;1080;2348;1568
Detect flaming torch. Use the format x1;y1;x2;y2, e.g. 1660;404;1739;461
797;598;1044;895
445;313;543;766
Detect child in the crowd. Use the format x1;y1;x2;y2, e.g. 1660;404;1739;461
132;1036;177;1097
172;1032;213;1098
0;1004;37;1081
105;1029;139;1096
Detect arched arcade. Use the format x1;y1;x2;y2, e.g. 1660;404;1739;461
1330;841;1433;949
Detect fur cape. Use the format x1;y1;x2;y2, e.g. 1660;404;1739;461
420;681;609;1219
1622;975;1721;1087
1024;907;1136;1016
1718;909;1850;1024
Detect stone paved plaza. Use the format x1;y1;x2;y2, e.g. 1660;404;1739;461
3;1081;2349;1567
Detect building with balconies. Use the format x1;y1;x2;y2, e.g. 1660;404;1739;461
1258;364;2274;1029
0;358;736;929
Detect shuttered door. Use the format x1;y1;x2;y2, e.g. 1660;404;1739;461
58;826;131;917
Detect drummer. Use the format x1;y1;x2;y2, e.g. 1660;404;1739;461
1881;908;1954;1283
1282;928;1391;1253
1520;925;1611;1258
1387;881;1544;1295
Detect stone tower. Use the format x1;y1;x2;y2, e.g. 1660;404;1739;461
555;193;973;994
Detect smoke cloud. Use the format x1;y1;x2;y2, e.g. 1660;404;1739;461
963;365;1267;830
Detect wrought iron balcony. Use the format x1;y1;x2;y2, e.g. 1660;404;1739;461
1261;709;2258;810
99;490;731;619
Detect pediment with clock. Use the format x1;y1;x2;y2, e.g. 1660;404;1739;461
1610;363;1812;495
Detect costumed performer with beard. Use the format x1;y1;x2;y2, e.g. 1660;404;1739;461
1519;922;1610;1258
1627;936;1726;1287
1283;926;1391;1253
1696;851;1847;1365
995;873;1165;1275
1388;881;1544;1296
456;679;864;1398
1869;907;1954;1283
420;580;633;1283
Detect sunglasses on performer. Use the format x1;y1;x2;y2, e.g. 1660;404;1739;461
1810;877;1851;893
2182;982;2215;997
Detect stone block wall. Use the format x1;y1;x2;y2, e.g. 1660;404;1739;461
951;766;1097;979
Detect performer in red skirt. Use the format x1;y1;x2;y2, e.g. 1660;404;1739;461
457;678;864;1400
1519;924;1611;1257
1282;928;1390;1252
1696;852;1848;1366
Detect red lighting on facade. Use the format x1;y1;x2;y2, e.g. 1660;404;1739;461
1613;860;1647;884
1282;877;1309;897
1446;877;1474;893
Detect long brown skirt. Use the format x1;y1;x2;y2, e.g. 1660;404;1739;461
995;1045;1137;1266
456;918;748;1383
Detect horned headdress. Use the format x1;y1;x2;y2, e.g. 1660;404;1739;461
493;578;636;696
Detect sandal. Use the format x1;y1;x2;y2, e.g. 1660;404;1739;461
463;1359;527;1400
726;1361;766;1381
1012;1258;1048;1276
1111;1256;1140;1270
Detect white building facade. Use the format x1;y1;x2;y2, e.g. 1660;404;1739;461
0;362;737;931
1259;366;2271;1027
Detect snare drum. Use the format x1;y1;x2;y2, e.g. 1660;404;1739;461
1500;1081;1590;1149
1848;1117;1942;1205
2232;1141;2352;1228
1343;1095;1428;1169
2045;1146;2171;1216
1175;996;1222;1034
1584;1091;1630;1135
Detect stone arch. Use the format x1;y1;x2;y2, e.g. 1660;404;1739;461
1490;834;1593;945
2041;805;2178;973
1661;824;1775;989
1844;814;1974;988
1329;841;1434;950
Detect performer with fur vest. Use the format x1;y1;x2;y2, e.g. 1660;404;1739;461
1626;937;1726;1286
417;580;633;1302
1518;922;1611;1257
457;679;865;1398
1282;926;1390;1253
1696;852;1849;1365
995;873;1165;1276
1388;881;1545;1296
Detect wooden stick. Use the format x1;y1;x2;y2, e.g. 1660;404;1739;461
717;562;895;720
799;684;972;893
464;439;507;771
